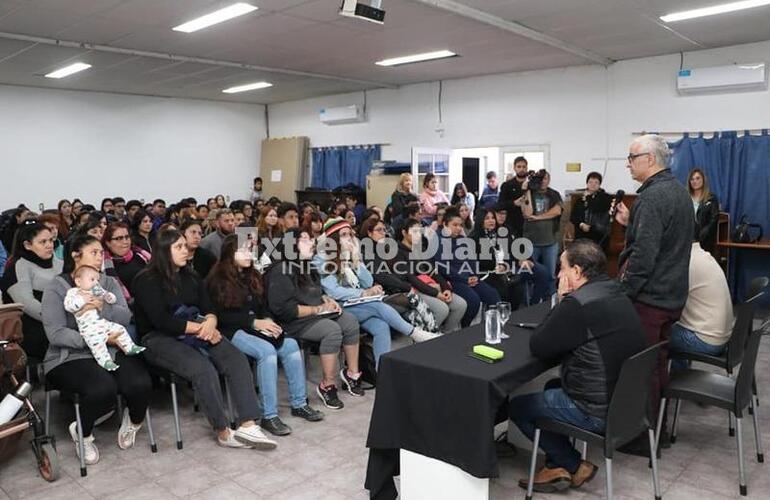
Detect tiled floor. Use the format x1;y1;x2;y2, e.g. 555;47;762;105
2;329;770;500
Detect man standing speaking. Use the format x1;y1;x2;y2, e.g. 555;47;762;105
614;134;692;450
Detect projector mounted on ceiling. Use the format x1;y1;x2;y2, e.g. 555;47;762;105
340;0;385;24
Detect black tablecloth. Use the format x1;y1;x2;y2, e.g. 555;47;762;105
364;303;553;500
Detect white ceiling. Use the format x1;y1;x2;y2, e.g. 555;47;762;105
0;0;769;104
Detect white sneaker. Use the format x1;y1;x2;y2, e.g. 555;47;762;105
411;328;442;343
217;429;250;449
234;425;278;450
117;409;142;450
68;421;99;465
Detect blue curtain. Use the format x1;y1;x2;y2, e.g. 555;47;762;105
311;145;381;190
668;130;770;301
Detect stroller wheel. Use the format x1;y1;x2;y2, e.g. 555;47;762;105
38;443;61;482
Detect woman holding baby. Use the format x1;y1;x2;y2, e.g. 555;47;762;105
42;233;152;466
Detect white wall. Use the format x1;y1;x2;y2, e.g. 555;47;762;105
0;85;266;209
269;39;770;197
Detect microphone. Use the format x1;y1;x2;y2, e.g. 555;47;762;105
609;189;625;218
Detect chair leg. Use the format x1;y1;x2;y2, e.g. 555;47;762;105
736;417;747;496
605;457;613;500
224;377;236;430
671;399;681;444
654;398;666;452
170;381;183;450
73;402;87;477
116;394;124;419
750;398;764;463
44;390;51;436
648;429;662;500
729;412;736;437
525;428;540;500
580;440;588;460
145;408;157;453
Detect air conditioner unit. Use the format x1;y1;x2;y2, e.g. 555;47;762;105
677;63;768;95
319;105;366;125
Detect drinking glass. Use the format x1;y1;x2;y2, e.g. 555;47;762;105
497;301;511;339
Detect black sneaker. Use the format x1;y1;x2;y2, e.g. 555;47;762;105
316;384;344;410
291;404;325;422
339;369;365;397
261;416;292;436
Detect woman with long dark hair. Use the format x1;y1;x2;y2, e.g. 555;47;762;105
0;221;63;359
436;208;500;326
129;209;154;254
42;233;151;465
132;229;276;450
57;199;75;238
266;228;363;410
688;168;719;253
450;182;476;215
208;235;324;436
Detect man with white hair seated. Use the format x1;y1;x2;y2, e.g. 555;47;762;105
613;134;693;453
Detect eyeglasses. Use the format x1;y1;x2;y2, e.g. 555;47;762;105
110;235;131;242
627;152;651;163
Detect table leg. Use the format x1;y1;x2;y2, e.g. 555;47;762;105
400;449;489;500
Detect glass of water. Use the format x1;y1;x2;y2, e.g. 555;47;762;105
497;302;511;339
485;307;501;345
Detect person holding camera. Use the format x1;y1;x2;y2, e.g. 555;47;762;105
519;170;563;296
570;172;612;247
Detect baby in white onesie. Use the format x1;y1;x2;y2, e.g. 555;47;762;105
64;266;145;371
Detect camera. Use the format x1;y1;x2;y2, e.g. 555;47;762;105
527;169;547;191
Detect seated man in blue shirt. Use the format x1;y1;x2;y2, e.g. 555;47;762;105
509;240;647;493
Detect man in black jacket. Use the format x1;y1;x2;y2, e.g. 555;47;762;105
509;240;647;493
614;134;692;438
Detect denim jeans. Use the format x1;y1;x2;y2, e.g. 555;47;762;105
230;331;307;419
509;388;605;474
518;261;551;305
669;323;726;372
531;243;559;296
450;279;501;327
348;301;416;365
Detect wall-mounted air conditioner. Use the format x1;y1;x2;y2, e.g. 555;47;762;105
319;105;366;125
677;63;768;95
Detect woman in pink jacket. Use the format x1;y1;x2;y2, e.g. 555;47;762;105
419;173;450;224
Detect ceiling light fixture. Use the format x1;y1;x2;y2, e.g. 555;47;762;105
375;50;457;67
173;3;258;33
660;0;770;22
222;81;273;93
44;62;92;79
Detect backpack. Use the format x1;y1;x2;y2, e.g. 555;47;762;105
733;215;763;244
358;334;377;388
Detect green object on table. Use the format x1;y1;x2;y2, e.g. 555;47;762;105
473;345;504;360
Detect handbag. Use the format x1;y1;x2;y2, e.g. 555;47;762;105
383;292;410;314
733;215;764;244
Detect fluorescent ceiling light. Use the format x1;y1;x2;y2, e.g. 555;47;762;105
222;81;273;94
660;0;770;22
44;62;92;79
376;50;457;67
173;3;258;33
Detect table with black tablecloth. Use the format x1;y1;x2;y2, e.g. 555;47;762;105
365;303;553;500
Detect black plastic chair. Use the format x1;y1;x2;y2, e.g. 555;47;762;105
658;326;764;496
668;302;754;436
43;377;157;477
747;276;769;303
524;342;665;500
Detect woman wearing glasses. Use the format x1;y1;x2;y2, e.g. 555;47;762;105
102;222;150;308
0;221;63;360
